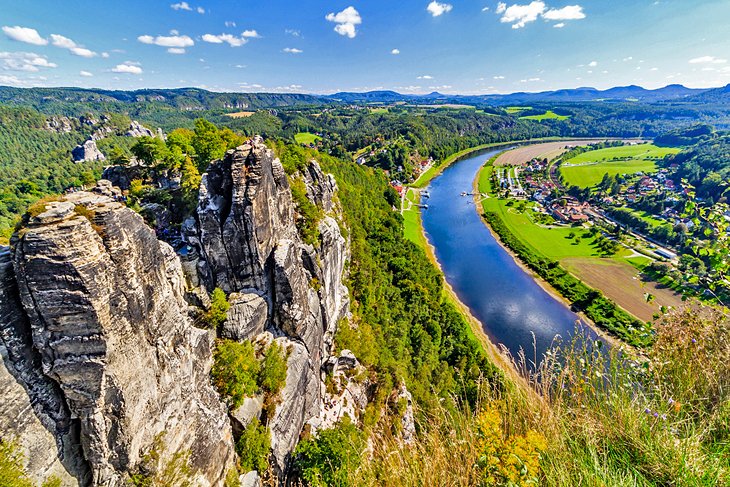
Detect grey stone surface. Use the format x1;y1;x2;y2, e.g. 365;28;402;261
72;139;106;163
222;291;269;342
7;192;235;486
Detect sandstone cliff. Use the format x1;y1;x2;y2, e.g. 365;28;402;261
184;137;352;477
1;136;356;485
1;192;235;486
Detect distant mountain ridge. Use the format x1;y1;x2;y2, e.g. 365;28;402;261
329;84;709;105
0;84;723;117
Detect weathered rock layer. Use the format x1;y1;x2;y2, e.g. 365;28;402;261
2;193;235;486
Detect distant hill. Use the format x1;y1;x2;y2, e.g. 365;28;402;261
327;84;707;106
683;83;730;104
0;86;331;116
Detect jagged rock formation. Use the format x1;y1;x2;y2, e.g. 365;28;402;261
1;193;235;486
125;121;154;138
72;139;106;163
185;137;352;477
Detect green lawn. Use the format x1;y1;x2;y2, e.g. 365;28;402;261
294;132;322;145
520;110;570;121
560;144;680;188
369;107;388;114
403;189;427;248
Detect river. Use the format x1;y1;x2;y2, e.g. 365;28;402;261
421;149;590;363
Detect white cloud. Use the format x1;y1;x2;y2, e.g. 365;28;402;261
588;60;597;67
0;51;57;71
325;6;362;38
49;34;75;49
201;33;249;47
79;70;93;77
427;1;453;17
499;1;546;29
493;75;505;79
242;30;261;38
286;29;301;37
197;6;205;14
138;34;194;48
543;5;585;20
496;2;586;28
417;75;434;79
0;74;24;85
225;21;237;27
171;2;192;10
101;52;110;58
689;55;727;64
283;47;303;54
482;6;490;12
168;47;186;54
391;48;400;55
112;61;143;74
49;34;97;57
2;26;48;45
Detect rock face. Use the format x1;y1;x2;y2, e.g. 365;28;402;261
185;137;352;477
72;139;106;163
125;121;155;138
2;193;235;486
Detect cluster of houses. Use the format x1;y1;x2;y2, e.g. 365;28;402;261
548;197;591;223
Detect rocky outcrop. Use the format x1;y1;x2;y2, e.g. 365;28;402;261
310;350;370;435
0;247;88;486
185;137;353;477
72;139;105;163
125;121;154;138
223;291;269;342
3;193;235;485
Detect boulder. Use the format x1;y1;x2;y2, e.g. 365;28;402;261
72;139;105;163
222;291;269;342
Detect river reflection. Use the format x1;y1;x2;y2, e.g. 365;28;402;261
421;149;597;363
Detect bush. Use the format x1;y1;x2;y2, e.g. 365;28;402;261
212;340;260;409
293;418;366;487
259;342;288;396
206;288;230;329
290;178;323;247
236;418;271;473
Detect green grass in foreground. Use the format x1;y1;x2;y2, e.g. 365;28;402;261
402;189;427;248
520;110;570;121
560;144;680;188
294;132;322;145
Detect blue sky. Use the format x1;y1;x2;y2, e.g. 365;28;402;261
1;0;729;94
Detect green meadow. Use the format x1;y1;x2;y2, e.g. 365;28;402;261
520;110;570;121
294;132;322;145
560;144;680;188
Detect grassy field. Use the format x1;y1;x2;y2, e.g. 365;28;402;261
294;132;322;145
560;144;680;188
475;151;687;321
506;106;531;114
520;110;570;121
402;189;427;248
369;107;388;114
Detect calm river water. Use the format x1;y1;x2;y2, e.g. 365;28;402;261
421;149;588;362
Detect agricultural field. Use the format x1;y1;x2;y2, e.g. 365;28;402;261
563;257;685;322
520;110;570;121
559;144;680;188
225;111;255;118
294;132;322;145
493;140;612;166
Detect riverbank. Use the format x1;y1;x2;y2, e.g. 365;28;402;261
473;150;652;347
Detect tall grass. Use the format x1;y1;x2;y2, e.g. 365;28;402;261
350;308;729;486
